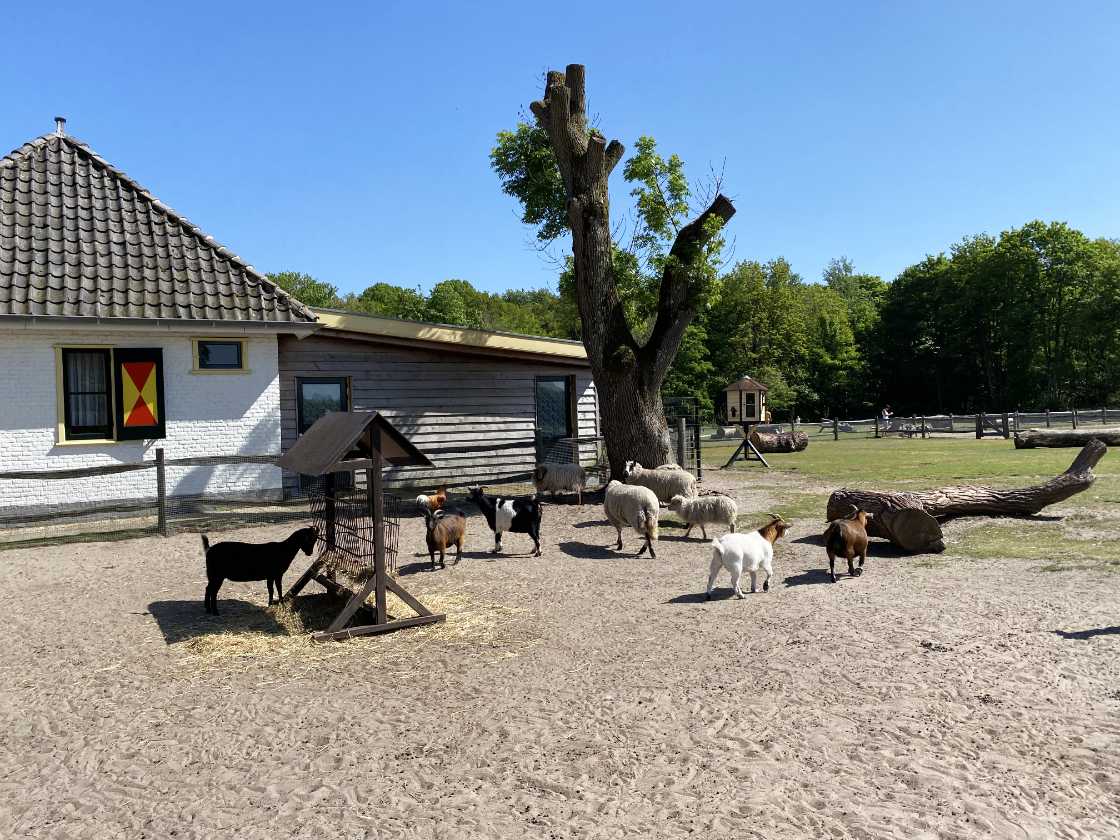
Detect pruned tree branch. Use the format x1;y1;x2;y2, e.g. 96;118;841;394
641;193;736;375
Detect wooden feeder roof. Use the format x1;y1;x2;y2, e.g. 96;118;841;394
278;411;434;476
724;375;769;393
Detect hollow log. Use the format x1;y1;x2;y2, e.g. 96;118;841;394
749;430;809;453
826;440;1106;553
1014;428;1120;448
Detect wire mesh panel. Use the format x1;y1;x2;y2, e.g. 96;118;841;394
305;472;400;578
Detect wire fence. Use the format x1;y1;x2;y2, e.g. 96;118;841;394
702;407;1120;444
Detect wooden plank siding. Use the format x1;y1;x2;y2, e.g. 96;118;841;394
278;334;598;490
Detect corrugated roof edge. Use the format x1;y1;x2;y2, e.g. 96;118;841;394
312;307;589;360
0;132;319;324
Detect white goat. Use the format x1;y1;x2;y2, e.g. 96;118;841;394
622;460;697;503
668;492;737;539
707;515;791;599
533;463;588;505
603;480;660;557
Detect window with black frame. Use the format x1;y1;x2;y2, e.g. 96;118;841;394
297;377;351;488
195;339;245;371
61;348;113;440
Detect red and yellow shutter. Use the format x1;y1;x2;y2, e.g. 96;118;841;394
113;348;167;440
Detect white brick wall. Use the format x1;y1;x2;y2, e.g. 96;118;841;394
0;328;283;509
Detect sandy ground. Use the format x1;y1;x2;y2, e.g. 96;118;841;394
2;473;1119;840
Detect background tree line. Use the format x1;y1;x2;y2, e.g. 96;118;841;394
270;219;1120;422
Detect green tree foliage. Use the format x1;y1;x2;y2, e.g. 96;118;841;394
267;271;340;308
340;282;428;320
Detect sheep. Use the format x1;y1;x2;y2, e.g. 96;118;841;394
468;486;543;556
706;514;791;599
823;506;871;583
667;491;738;539
603;479;660;557
622;460;697;503
533;463;588;505
415;484;448;514
423;508;466;569
202;527;317;615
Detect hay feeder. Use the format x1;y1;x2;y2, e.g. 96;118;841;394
279;411;445;641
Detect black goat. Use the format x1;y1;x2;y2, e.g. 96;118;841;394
202;527;317;615
467;486;543;556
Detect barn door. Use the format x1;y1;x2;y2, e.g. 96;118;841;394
534;376;574;463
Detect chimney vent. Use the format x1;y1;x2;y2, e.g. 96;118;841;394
54;116;66;136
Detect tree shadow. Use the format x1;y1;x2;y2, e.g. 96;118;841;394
1053;626;1120;640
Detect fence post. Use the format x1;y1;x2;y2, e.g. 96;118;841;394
833;418;839;441
676;417;687;468
1045;408;1050;428
693;419;702;480
874;415;880;439
921;416;927;439
1103;407;1107;426
1001;412;1010;439
155;447;168;536
949;413;954;434
1072;408;1078;429
1014;410;1019;432
975;413;983;439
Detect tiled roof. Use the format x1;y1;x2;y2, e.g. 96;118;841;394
0;130;316;324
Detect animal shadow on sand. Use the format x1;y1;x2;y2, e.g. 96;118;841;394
558;540;641;560
793;532;912;559
1053;626;1120;641
667;589;763;604
147;592;341;644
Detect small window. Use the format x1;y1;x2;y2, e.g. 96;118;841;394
62;349;113;440
297;378;349;433
194;339;246;372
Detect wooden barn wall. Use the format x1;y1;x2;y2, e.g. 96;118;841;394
278;335;598;488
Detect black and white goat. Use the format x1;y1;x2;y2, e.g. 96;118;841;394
467;486;543;556
201;527;317;615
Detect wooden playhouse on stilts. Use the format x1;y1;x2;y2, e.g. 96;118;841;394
278;411;446;642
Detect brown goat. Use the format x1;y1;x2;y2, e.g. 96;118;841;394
822;506;871;582
423;508;466;569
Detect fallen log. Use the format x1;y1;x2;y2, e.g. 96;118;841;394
1014;428;1120;448
749;429;809;453
826;440;1106;553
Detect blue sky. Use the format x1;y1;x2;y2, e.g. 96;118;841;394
3;1;1117;296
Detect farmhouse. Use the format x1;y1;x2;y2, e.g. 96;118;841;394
278;309;599;489
0;119;317;510
0;120;601;517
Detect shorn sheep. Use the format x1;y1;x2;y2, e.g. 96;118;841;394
707;514;791;599
533;463;588;505
622;460;697;503
468;487;543;556
201;527;317;615
603;480;660;557
423;508;466;569
667;491;737;539
823;506;871;583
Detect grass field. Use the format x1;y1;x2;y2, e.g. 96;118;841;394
707;434;1120;574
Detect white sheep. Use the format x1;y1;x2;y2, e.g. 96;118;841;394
533;463;588;505
667;492;737;539
603;479;660;557
622;460;697;503
707;515;791;599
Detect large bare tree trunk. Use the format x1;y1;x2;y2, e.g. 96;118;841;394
826;440;1106;553
529;65;735;477
1015;428;1120;448
749;429;809;453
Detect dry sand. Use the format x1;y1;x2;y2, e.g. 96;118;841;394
1;473;1119;839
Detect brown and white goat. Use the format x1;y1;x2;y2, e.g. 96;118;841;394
823;506;871;582
423;508;466;569
707;514;792;599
